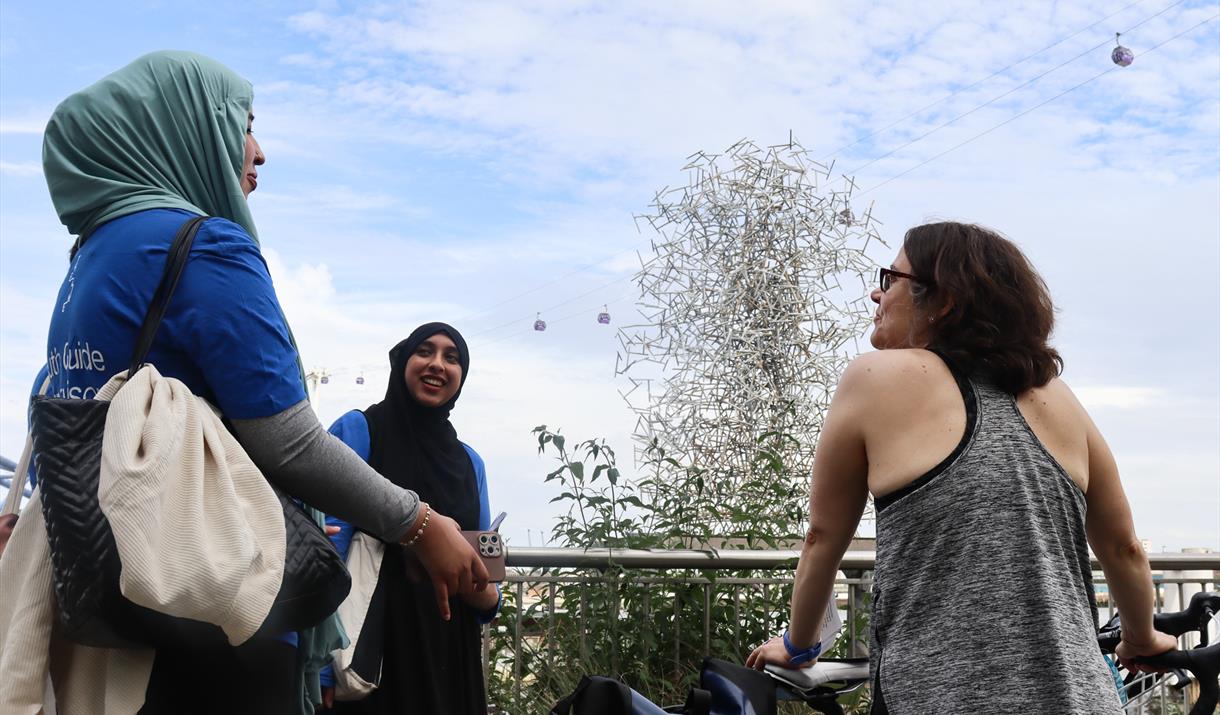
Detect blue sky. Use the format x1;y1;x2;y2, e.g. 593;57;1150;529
2;0;1218;550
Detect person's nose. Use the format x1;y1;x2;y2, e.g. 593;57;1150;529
870;287;882;305
252;136;265;166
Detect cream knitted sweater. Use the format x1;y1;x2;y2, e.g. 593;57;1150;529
0;366;286;713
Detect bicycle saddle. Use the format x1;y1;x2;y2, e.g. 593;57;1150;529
764;658;870;694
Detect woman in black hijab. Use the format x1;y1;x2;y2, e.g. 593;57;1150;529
323;323;499;713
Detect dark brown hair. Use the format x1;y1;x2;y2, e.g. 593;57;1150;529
903;221;1062;394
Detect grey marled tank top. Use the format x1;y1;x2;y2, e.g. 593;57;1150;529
868;357;1121;714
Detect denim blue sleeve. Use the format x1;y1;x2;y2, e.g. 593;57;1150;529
320;410;370;688
463;444;502;624
325;410;370;561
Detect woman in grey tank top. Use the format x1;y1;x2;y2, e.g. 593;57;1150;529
746;222;1176;713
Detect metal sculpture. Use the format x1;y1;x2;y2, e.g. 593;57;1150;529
616;136;880;530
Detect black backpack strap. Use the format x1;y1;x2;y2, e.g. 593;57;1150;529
550;676;634;714
681;687;712;715
127;215;207;376
700;657;778;714
549;677;583;715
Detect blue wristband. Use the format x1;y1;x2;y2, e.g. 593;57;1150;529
782;629;822;666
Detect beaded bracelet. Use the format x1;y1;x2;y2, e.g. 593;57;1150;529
403;504;432;547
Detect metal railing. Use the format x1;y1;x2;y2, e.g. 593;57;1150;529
483;547;1219;713
504;547;1220;571
1;456;32;501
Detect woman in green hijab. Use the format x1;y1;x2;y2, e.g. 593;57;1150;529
36;51;490;714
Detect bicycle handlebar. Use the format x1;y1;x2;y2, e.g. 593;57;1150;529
1097;591;1219;648
1150;592;1218;641
1096;591;1219;715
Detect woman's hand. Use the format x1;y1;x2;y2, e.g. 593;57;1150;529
460;583;500;612
407;507;489;620
1116;631;1178;673
745;635;815;671
0;513;17;557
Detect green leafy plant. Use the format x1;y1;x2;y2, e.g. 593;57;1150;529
485;426;873;714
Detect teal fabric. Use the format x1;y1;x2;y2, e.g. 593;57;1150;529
295;504;351;714
42;50;258;241
42;51;309;387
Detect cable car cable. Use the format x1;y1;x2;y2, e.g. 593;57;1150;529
824;0;1156;162
862;11;1219;197
848;0;1191;177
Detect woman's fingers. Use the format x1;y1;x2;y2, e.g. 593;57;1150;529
746;637;792;671
412;510;483;621
470;552;490;592
1116;631;1178;673
433;579;452;621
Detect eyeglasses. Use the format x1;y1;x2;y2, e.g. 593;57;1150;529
878;267;926;292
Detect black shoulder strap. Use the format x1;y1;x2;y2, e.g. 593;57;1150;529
682;686;712;715
699;657;777;714
550;675;634;714
127;215;207;376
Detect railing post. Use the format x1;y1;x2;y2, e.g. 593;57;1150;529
482;622;491;693
548;580;557;693
843;568;871;658
846;578;856;655
514;580;524;706
610;570;620;674
732;585;741;657
642;579;652;666
673;584;681;678
580;583;589;663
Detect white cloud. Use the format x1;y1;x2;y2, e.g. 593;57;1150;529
0;0;1215;552
262;247;464;357
277;0;1217;188
1072;386;1166;409
278;53;336;70
256;246;637;546
0;118;45;135
0;161;42;177
255;185;426;217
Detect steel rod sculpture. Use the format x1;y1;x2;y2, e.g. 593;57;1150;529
617;136;880;532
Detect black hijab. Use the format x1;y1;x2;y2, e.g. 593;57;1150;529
362;322;480;530
345;324;489;714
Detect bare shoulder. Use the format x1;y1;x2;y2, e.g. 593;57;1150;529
1017;376;1096;489
840;349;953;392
1017;376;1092;426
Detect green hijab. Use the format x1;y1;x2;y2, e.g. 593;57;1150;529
42;50;257;242
44;58;345;703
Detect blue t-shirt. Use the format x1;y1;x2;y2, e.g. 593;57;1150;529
44;208;305;418
41;208;307;646
320;409;501;688
324;409;494;556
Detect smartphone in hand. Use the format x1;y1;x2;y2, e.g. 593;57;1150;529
462;511;507;582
